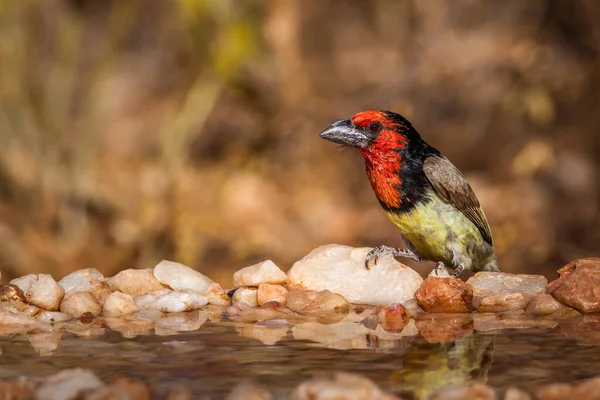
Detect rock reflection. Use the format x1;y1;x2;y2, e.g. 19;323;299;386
415;314;473;344
235;322;289;345
28;332;62;356
292;317;418;351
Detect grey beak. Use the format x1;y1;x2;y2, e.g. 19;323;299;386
319;119;370;148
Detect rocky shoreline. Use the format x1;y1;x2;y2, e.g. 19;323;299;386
1;244;599;399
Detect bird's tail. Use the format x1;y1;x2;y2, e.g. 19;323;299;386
483;259;501;273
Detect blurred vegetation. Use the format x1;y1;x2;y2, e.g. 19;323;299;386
0;0;598;286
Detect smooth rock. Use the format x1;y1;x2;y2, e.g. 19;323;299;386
257;283;288;306
429;383;496;400
34;368;104;400
547;258;600;313
536;383;573;400
0;284;26;302
525;293;561;316
504;387;533;400
466;272;547;312
233;260;287;287
286;289;349;315
37;311;74;324
0;311;44;335
226;381;273;400
88;377;152;400
58;268;111;305
155;310;208;334
472;313;556;332
376;303;410;332
525;293;580;319
106;269;165;297
287;244;423;305
103;291;139;317
206;283;230;306
64;319;105;338
232;288;258;307
10;274;65;311
153;260;214;294
164;386;194;400
59;291;101;317
0;300;41;316
571;376;600;399
288;372;400;400
134;289;208;313
230;301;298;323
415;276;473;313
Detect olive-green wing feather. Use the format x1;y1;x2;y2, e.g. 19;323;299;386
423;156;493;246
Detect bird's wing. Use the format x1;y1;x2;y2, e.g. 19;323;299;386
423;155;493;246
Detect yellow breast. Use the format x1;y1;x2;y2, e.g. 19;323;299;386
385;194;482;264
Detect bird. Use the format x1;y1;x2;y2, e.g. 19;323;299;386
319;110;500;277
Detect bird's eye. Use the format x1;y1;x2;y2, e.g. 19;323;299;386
367;121;382;134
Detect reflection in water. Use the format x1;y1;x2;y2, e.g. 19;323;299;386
0;312;599;398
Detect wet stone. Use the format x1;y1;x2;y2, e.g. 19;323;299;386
525;293;580;319
429;383;496;400
230;301;298;323
414;276;474;313
225;381;274;400
257;283;288;306
34;368;105;400
134;289;208;313
503;387;533;400
547;258;600;313
153;260;215;295
0;284;26;302
0;300;41;316
286;289;349;316
232;287;258;307
288;372;400;400
10;274;65;311
106;269;165;297
466;272;547;313
37;311;74;324
102;291;139;317
58;268;111;305
376;303;410;332
60;291;102;318
205;283;230;306
287;244;423;306
0;311;44;336
233;260;287;287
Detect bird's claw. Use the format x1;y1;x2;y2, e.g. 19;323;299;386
451;264;465;278
433;262;445;277
364;245;421;270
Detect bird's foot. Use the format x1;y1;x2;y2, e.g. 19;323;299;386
451;264;465;278
433;261;446;277
364;245;421;270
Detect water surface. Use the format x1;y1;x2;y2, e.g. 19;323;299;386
0;314;599;399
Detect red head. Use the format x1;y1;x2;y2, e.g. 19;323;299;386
320;110;424;208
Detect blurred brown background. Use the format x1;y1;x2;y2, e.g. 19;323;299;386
0;0;599;286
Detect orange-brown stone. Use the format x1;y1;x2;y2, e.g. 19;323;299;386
414;277;473;313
